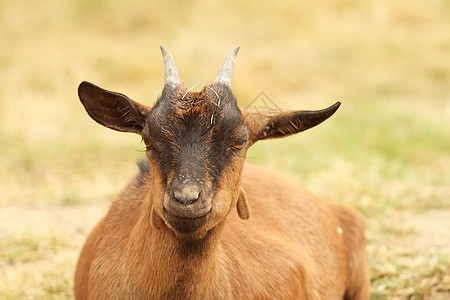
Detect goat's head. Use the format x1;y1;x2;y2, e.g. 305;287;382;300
78;46;340;239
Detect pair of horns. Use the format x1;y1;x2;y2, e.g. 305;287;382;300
160;45;240;88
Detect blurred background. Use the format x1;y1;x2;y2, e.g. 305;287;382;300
0;0;449;298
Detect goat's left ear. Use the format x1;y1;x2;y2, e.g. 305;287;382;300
243;102;341;144
78;81;151;135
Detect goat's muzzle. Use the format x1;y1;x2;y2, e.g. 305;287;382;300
162;183;212;235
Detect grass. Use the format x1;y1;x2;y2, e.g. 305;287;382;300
1;0;449;298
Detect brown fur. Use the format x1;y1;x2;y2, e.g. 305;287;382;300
75;59;369;298
75;164;370;299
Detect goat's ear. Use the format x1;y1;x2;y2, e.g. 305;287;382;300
78;81;151;135
243;102;340;144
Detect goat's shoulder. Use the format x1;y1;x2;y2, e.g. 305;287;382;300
92;168;152;256
222;164;347;298
241;163;328;218
106;161;152;222
239;163;347;245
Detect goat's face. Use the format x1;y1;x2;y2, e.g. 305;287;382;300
143;84;248;237
78;46;340;238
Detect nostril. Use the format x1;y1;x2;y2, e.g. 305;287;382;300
173;188;200;205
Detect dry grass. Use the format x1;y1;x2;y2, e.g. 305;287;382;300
1;0;449;299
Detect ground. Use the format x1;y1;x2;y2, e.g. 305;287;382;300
1;0;449;299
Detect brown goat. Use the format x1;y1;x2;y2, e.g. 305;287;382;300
74;46;370;299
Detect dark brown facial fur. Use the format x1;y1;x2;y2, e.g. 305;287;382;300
143;83;248;235
146;86;244;182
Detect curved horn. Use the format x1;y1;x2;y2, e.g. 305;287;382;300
214;45;240;87
160;45;181;88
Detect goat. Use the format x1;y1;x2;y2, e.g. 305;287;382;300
74;46;370;299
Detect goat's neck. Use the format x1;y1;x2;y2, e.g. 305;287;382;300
125;197;228;297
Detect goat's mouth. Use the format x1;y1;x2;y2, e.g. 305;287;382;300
162;207;212;235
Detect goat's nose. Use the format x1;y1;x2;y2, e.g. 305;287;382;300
173;186;200;205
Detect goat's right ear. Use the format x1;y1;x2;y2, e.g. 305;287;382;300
78;81;151;135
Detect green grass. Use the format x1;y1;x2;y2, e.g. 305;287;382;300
1;0;449;298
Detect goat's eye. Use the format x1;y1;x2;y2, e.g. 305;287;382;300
145;143;156;152
231;139;246;150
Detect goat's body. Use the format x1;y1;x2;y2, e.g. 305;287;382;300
75;164;369;299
